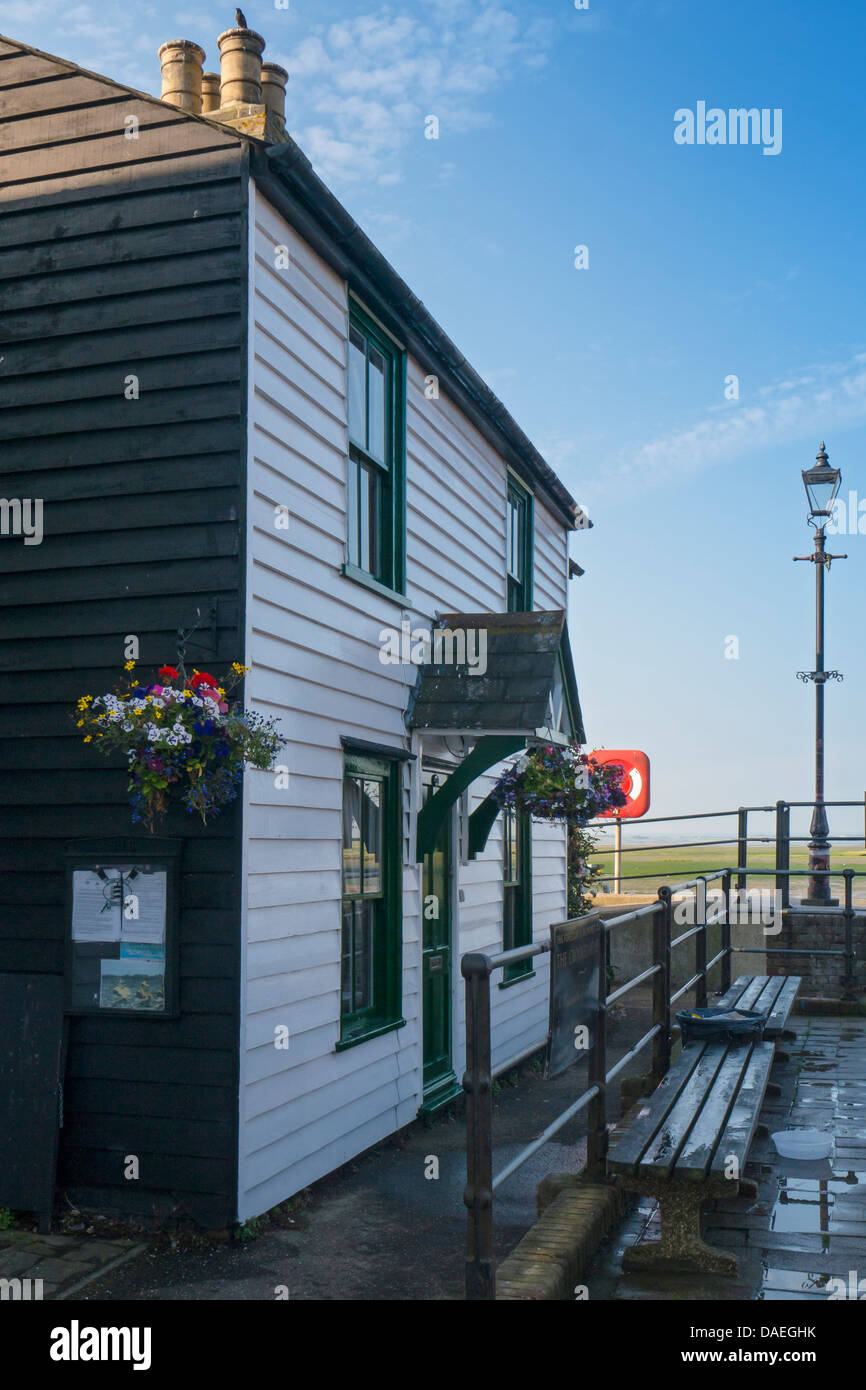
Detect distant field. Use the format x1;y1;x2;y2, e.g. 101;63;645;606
590;840;866;898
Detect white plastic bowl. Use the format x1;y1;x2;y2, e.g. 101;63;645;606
771;1129;833;1160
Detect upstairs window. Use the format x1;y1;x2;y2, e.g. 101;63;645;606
506;478;534;612
346;303;405;598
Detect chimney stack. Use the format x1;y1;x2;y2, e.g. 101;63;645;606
261;64;289;126
158;40;205;115
201;72;222;114
217;27;266;106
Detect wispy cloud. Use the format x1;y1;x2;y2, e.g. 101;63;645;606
274;2;554;189
542;353;866;494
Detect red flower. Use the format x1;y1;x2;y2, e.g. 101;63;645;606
158;665;179;682
190;671;218;690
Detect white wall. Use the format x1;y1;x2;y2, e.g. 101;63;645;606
237;185;571;1219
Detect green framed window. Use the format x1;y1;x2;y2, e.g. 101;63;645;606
339;748;404;1047
345;301;406;599
506;477;534;613
502;805;533;985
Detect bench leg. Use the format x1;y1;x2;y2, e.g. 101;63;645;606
621;1179;738;1277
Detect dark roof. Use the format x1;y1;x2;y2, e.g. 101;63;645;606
407;610;585;742
0;31;581;532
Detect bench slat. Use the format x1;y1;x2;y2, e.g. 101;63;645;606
764;976;801;1038
716;976;754;1010
607;1045;707;1176
731;975;770;1011
751;975;785;1015
673;1044;754;1179
639;1044;729;1179
709;1041;775;1177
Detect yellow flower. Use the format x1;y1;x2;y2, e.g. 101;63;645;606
124;660;136;671
84;735;92;743
77;720;84;728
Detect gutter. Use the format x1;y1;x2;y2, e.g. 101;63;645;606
250;141;579;533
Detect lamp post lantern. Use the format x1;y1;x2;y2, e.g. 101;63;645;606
794;443;846;906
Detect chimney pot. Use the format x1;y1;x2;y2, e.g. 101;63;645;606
217;27;266;107
261;63;289;124
201;72;221;113
158;39;205;115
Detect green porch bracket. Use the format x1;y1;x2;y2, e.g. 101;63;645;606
415;735;525;861
467;789;502;860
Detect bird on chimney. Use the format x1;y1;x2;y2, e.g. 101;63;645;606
235;7;248;27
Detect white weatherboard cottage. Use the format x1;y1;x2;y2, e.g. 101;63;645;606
0;23;586;1227
238;177;584;1217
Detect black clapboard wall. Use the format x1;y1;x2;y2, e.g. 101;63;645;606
0;38;250;1227
0;973;65;1231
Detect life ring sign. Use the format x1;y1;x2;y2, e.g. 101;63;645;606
590;749;650;820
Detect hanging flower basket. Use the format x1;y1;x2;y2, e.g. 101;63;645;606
75;661;284;832
490;743;628;826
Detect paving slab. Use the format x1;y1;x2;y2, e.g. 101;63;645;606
0;1230;146;1301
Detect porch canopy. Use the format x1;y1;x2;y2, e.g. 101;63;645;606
407;610;584;859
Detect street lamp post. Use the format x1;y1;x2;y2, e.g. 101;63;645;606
794;443;846;906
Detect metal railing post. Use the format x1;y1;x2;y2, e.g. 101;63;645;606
586;917;608;1177
462;952;494;1301
652;886;672;1085
721;868;732;992
696;875;708;1007
842;869;857;1002
737;807;748;895
775;800;790;911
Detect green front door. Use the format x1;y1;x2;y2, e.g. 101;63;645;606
421;775;458;1111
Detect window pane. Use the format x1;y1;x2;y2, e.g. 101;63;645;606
348;327;367;447
341;903;354;1013
342;777;362;893
368;346;387;464
508;494;522;581
358;462;380;577
353;901;374;1012
503;886;516;952
347;457;360;567
361;779;382;893
503;808;519;885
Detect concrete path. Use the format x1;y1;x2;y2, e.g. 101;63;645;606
75;1057;592;1301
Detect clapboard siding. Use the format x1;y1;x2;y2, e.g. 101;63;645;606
237;187;572;1218
0;41;248;1227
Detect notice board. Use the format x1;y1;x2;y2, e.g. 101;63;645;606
64;838;181;1018
546;913;602;1079
0;973;66;1232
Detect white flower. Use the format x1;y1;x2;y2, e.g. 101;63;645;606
122;721;133;732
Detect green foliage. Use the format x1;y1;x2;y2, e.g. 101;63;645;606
0;1208;14;1230
568;823;603;919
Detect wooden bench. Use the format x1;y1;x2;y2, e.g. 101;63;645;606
608;1038;775;1274
607;974;801;1274
713;974;801;1044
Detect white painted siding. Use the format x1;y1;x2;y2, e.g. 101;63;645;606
237;184;572;1219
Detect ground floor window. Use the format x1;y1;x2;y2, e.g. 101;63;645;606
502;805;533;985
339;748;404;1046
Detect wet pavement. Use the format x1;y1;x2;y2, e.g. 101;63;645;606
587;1015;866;1300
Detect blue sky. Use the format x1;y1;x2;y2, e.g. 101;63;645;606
4;0;866;835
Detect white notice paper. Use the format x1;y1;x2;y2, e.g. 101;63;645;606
71;869;122;942
119;868;167;946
